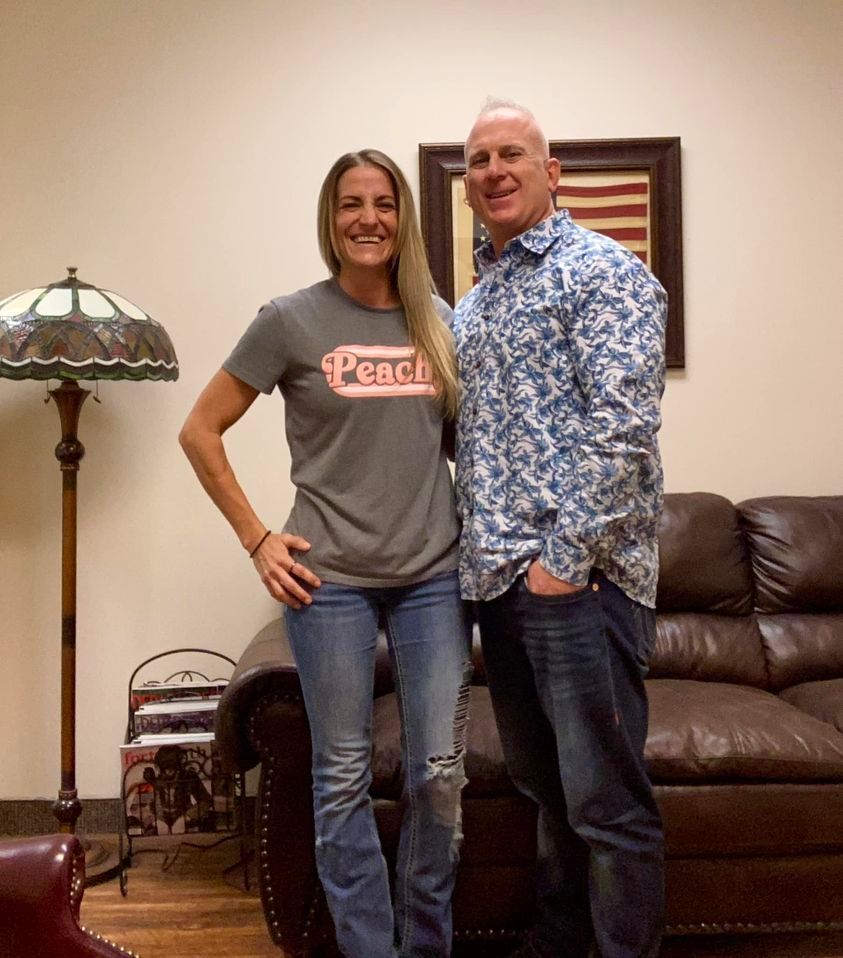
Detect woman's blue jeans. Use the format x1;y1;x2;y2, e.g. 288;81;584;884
478;570;664;958
285;569;473;958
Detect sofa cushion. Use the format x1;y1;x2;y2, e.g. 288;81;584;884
657;782;843;856
758;612;843;690
657;493;753;615
780;678;843;734
371;686;511;799
738;496;843;614
646;679;843;781
373;678;843;796
649;613;767;686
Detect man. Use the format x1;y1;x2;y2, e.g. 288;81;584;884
453;99;666;958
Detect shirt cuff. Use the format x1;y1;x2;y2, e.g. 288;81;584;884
538;538;593;588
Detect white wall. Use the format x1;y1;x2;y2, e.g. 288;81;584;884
1;0;841;800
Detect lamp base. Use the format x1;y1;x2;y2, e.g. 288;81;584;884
82;835;126;886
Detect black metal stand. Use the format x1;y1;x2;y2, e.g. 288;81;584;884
118;648;249;896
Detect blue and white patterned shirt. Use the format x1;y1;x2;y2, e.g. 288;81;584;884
454;210;666;607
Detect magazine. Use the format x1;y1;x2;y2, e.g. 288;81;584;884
130;679;228;711
120;734;236;837
133;699;218;735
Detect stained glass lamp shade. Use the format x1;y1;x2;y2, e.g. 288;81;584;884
0;268;177;882
0;267;178;381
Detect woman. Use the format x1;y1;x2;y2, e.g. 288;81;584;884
179;149;471;958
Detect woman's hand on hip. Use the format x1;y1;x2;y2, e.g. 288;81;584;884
252;533;321;609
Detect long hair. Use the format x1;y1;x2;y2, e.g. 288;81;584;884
317;149;458;419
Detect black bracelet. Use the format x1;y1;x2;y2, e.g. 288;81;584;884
248;529;271;558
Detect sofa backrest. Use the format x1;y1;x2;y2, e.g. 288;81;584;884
739;495;843;691
652;493;768;686
652;492;843;692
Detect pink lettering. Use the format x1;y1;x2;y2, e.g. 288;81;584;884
356;361;375;386
395;360;413;384
414;352;431;384
321;350;357;387
375;362;396;386
321;345;437;398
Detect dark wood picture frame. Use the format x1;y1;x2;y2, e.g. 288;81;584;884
419;137;684;367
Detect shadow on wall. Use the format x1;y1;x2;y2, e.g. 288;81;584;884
0;385;57;554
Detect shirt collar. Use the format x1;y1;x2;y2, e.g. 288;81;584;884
474;209;572;272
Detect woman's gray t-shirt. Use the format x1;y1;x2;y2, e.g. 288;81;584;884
223;278;459;588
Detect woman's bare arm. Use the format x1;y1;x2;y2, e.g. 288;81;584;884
179;368;320;608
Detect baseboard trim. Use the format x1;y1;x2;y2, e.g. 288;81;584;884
0;795;258;841
0;798;122;836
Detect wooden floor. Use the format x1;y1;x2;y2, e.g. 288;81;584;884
81;834;277;958
80;834;843;958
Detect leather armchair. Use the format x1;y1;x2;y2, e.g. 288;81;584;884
0;834;138;958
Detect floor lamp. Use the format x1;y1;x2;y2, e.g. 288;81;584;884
0;268;178;883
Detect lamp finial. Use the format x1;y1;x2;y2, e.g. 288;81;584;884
66;266;77;281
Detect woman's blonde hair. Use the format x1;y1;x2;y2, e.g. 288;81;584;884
317;149;458;419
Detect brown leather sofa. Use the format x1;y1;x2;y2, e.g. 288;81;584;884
216;493;843;956
0;834;138;958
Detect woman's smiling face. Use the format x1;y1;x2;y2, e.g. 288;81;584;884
334;165;398;276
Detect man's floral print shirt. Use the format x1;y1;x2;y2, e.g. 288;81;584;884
454;210;666;608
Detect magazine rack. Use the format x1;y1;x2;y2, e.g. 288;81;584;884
118;648;246;895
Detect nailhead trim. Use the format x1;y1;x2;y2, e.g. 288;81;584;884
453;921;843;942
79;926;140;957
69;853;139;956
69;851;85;917
248;689;331;952
248;690;304;760
454;926;520;941
65;845;139;955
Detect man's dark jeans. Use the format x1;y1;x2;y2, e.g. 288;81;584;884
478;569;664;958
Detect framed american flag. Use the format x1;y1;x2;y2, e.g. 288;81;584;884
419;137;684;368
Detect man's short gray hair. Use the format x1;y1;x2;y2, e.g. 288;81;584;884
469;96;550;158
477;96;535;120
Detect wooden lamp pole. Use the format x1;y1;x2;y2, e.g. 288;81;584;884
49;380;90;833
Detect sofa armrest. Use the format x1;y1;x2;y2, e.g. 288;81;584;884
0;834;135;958
215;617;303;774
214;618;335;953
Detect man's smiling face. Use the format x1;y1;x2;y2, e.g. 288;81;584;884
464;109;560;255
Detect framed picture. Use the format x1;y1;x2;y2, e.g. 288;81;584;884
419;137;684;367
